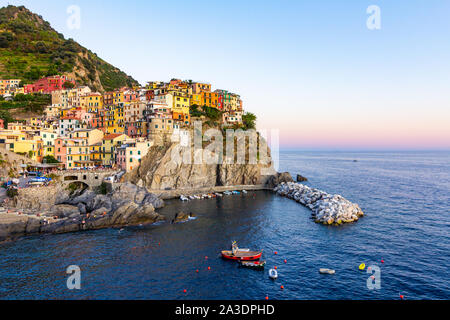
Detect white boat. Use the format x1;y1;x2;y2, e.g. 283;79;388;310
189;196;196;200
242;190;248;194
269;269;278;280
223;191;232;195
215;193;223;197
319;268;336;275
180;196;189;201
194;195;201;199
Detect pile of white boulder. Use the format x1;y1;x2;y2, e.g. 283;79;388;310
274;182;364;225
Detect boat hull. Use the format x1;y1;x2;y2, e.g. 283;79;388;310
221;250;262;261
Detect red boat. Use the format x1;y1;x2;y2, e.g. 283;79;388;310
221;250;263;261
221;241;263;261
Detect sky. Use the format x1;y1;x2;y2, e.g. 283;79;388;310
2;0;450;150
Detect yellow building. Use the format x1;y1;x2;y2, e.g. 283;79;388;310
190;93;202;107
13;139;43;162
101;133;129;166
80;93;103;110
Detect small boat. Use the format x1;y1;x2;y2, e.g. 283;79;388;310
232;191;241;195
180;196;189;201
242;190;248;194
202;194;209;199
223;191;232;195
215;193;223;197
269;269;278;279
189;196;196;200
194;195;201;199
319;268;336;275
221;241;262;261
240;260;266;269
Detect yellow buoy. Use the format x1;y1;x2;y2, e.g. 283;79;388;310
359;263;366;271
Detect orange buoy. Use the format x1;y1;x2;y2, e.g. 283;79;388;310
400;294;404;300
208;267;211;271
183;289;187;293
284;259;287;264
280;285;284;290
274;266;277;270
265;296;269;300
274;252;278;255
381;259;385;263
196;269;199;273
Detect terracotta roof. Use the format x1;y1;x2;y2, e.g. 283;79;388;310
103;134;123;140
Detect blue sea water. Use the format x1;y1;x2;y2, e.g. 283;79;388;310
0;151;449;300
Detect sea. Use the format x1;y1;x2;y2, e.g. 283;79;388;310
0;151;449;300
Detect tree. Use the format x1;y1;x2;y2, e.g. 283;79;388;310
242;112;257;130
43;155;60;164
63;81;75;89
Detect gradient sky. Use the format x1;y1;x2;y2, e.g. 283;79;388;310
2;0;450;150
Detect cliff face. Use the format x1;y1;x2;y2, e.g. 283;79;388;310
125;130;280;190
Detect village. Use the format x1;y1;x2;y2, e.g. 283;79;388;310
0;76;247;174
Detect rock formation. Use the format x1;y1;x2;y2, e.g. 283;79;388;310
274;182;364;225
125;128;279;190
0;182;165;241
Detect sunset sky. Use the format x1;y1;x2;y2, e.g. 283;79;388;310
3;0;450;150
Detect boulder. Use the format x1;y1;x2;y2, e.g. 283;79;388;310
171;211;194;224
296;174;308;182
52;205;80;218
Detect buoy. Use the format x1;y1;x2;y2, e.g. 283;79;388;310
368;267;372;271
158;242;161;246
274;251;278;255
381;259;384;264
208;267;211;270
274;266;277;270
196;269;199;273
265;296;269;300
371;276;375;280
183;289;187;293
284;259;287;264
400;294;404;300
280;285;284;290
205;256;208;260
359;263;366;271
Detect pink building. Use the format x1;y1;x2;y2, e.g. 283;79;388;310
27;76;76;94
55;138;67;168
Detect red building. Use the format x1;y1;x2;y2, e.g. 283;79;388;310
27;76;76;94
0;119;4;129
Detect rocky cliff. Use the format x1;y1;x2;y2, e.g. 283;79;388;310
124;127;286;190
0;182;165;241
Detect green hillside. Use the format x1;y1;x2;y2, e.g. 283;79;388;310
0;5;140;92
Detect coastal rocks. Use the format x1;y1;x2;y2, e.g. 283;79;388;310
172;211;196;224
12;185;70;211
51;205;80;219
265;172;294;189
2;182;166;241
111;183;164;209
296;174;308;182
274;182;364;226
124;129;278;191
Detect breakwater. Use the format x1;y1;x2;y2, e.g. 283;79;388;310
274;182;364;225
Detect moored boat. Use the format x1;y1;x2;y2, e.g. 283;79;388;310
239;260;266;269
221;241;262;261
